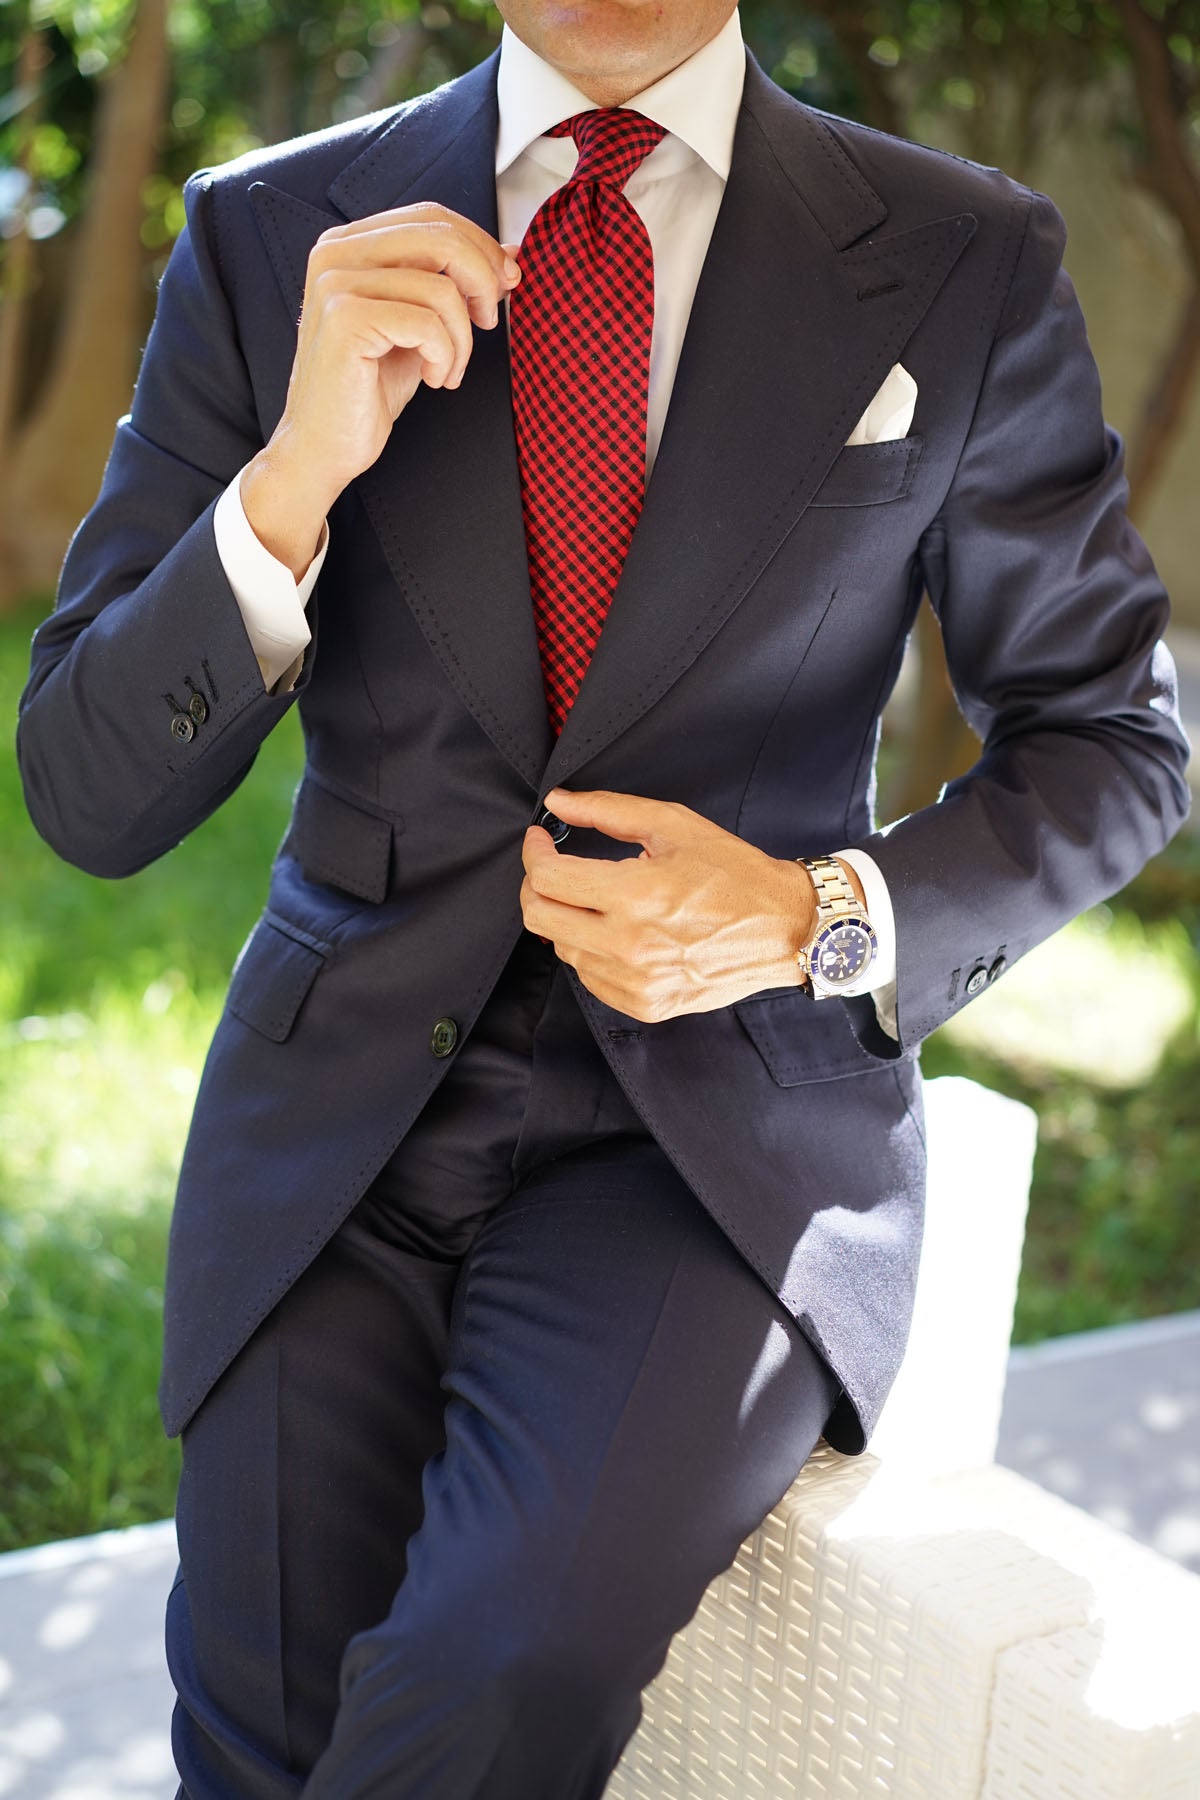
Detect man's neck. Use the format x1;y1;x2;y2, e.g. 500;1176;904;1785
562;57;691;109
500;6;738;110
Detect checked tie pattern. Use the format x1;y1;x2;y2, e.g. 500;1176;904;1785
509;108;667;737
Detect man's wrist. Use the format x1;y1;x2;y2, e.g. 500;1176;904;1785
770;858;817;989
240;435;337;581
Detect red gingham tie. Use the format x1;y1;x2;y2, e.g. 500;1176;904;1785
509;109;668;737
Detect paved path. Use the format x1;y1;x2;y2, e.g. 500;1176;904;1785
997;1310;1200;1569
2;1310;1197;1797
0;1520;178;1798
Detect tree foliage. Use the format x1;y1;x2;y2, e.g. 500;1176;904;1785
1;2;480;245
4;2;1196;258
1;1;1197;665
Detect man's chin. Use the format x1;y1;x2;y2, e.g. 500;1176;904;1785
502;1;689;85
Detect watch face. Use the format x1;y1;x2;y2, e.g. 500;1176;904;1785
813;919;876;987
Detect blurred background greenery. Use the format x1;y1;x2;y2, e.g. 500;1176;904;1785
1;0;1198;1553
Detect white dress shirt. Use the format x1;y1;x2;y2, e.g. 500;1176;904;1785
211;8;899;1028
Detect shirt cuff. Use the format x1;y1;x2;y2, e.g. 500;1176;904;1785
831;847;899;1040
213;462;329;693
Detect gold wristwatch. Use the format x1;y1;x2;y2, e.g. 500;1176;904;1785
794;856;878;1000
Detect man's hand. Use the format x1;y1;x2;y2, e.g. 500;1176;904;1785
240;204;523;577
520;787;847;1022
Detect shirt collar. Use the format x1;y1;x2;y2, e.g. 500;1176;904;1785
495;8;746;182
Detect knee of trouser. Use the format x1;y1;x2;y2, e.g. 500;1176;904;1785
493;1622;627;1724
339;1590;637;1730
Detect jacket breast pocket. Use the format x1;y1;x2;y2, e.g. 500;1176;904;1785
285;775;401;905
733;988;907;1084
226;913;332;1043
808;436;923;509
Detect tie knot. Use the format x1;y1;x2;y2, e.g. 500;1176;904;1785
547;108;668;190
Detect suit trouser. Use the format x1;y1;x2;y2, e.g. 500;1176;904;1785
166;927;844;1799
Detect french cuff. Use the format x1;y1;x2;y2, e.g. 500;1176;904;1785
213;462;329;694
832;846;899;1040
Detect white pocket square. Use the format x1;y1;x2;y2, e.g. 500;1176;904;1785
845;362;917;447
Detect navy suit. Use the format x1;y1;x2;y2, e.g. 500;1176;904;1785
17;40;1189;1797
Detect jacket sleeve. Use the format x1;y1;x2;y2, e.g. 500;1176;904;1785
849;187;1191;1051
16;168;317;879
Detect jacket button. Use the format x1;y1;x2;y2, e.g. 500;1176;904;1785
170;713;195;743
430;1017;458;1057
965;965;989;997
188;691;209;726
988;954;1008;983
538;807;571;844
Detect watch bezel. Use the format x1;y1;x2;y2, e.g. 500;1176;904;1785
802;914;879;999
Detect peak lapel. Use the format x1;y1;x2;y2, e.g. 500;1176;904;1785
538;51;977;796
250;50;555;792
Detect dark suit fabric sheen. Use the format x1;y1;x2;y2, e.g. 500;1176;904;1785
16;46;1189;1469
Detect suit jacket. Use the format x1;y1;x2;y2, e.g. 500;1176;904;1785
17;45;1190;1455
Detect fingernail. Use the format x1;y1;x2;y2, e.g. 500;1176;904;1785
504;257;521;282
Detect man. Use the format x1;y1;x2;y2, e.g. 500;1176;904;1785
16;0;1190;1794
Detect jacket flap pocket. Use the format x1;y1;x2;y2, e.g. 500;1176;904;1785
226;915;329;1043
733;988;902;1084
287;777;397;904
809;436;923;509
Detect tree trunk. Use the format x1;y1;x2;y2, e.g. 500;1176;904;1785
800;0;905;137
1112;0;1200;531
0;28;51;586
1126;284;1200;524
0;0;171;609
885;602;980;823
343;21;427;117
259;34;297;146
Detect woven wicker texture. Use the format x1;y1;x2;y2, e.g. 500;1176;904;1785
607;1447;1200;1799
984;1621;1200;1800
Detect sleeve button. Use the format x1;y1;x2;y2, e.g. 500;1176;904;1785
430;1017;459;1057
965;965;989;997
188;691;209;725
987;955;1008;983
170;713;195;743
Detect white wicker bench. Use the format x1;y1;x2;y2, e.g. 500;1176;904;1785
607;1077;1200;1799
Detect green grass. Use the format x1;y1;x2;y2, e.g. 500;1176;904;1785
1;598;1198;1552
2;601;304;1551
924;1008;1200;1343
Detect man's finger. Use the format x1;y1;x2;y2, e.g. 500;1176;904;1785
313;266;476;383
521;890;610;952
522;834;622;910
314;230;510;330
330;295;457;386
315;207;519;304
542;787;679;852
